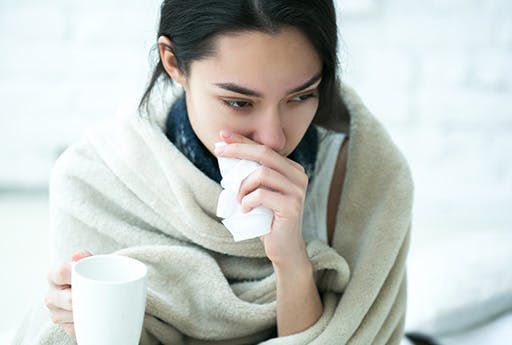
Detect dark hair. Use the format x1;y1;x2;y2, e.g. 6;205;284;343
139;0;350;133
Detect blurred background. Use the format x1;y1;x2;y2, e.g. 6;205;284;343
1;0;511;343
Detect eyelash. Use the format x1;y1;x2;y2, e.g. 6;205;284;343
221;92;318;112
291;93;317;102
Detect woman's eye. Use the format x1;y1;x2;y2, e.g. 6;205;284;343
223;99;251;109
289;93;317;102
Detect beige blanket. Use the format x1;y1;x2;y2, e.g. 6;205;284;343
14;83;413;344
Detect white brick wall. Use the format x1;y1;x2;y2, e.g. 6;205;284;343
338;0;512;232
0;0;162;187
1;0;511;234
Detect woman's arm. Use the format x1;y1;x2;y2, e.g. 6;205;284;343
274;136;350;336
215;130;332;337
274;258;323;337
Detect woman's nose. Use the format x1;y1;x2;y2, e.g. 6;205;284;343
251;110;286;153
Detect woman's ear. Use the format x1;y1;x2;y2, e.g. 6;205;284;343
158;36;186;87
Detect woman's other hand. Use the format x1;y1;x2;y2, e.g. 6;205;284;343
45;250;92;336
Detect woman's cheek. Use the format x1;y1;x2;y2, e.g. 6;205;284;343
214;107;254;136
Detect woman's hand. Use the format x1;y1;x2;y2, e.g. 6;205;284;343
214;130;324;335
214;130;311;271
45;250;93;336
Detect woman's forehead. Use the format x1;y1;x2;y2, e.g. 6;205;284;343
190;28;322;95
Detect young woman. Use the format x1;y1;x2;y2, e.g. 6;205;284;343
24;1;413;344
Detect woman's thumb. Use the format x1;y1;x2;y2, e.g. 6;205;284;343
71;249;93;262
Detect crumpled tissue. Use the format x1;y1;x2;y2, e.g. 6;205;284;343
215;142;273;242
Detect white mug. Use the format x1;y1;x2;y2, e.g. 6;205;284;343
72;254;148;345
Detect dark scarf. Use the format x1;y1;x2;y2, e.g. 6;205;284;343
165;94;318;183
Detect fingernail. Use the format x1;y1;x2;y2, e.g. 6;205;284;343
220;129;232;138
71;250;90;261
214;142;226;155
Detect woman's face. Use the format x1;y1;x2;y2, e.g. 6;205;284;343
173;27;322;156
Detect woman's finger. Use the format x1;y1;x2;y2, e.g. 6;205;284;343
71;249;93;262
46;287;73;311
216;142;306;185
47;305;74;324
220;129;257;145
241;188;302;218
47;250;92;287
47;263;72;286
239;166;303;201
218;130;306;175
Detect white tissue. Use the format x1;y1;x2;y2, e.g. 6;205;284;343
215;142;273;242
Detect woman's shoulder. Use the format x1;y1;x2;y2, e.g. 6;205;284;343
52;138;100;171
326;134;349;246
314;124;346;138
312;125;348;170
49;137;110;195
50;115;141;186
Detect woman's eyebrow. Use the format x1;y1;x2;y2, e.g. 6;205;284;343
213;83;263;97
287;72;322;94
213;72;322;97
